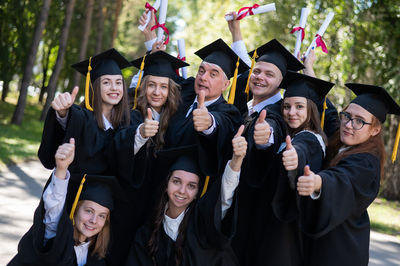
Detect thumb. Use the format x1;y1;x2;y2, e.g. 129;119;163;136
234;125;245;138
71;86;79;102
285;135;293;150
69;138;75;145
147;108;153;120
257;109;267;124
197;90;205;108
304;165;312;176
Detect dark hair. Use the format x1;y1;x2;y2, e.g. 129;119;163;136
137;75;181;152
81;76;130;129
146;171;203;266
282;98;328;145
325;105;386;178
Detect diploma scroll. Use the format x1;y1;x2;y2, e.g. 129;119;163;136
225;3;276;21
156;0;168;42
304;11;334;57
138;0;161;31
177;39;188;78
292;8;309;58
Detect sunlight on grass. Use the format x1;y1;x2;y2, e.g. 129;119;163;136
368;198;400;240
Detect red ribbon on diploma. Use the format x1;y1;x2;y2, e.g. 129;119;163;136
315;34;328;53
151;23;170;45
175;55;186;76
145;2;159;24
236;4;260;20
290;27;305;41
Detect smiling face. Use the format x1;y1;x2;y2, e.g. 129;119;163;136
100;74;124;111
167;170;199;215
283;96;308;129
249;61;283;104
194;62;230;101
340;103;381;146
74;200;110;243
145;75;169;113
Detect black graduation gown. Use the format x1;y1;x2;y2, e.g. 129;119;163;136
298;152;380;266
126;176;239;266
38;105;118;176
8;177;106;266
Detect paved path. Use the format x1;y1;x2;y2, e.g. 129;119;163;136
0;160;399;265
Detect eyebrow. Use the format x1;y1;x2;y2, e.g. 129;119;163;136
347;112;367;120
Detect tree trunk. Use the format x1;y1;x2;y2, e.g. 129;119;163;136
39;44;52;103
70;0;94;89
11;0;52;125
111;0;122;48
40;0;76;121
95;0;105;54
1;79;10;102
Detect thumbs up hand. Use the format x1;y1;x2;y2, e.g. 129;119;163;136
297;165;322;196
230;125;246;171
52;86;79;117
140;108;159;138
54;138;75;179
193;90;212;132
282;135;298;171
253;109;271;145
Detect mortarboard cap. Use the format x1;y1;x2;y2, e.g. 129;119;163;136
248;39;304;76
194;38;249;79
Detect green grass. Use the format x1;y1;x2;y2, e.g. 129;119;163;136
0;97;44;171
368;198;400;240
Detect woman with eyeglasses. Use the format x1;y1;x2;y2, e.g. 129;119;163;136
295;83;400;266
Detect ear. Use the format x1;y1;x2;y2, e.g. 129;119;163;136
222;79;231;92
370;124;381;137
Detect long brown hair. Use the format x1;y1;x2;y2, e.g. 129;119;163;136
325;106;386;178
81;76;130;129
137;75;181;152
282;98;328;145
146;172;203;266
73;201;111;259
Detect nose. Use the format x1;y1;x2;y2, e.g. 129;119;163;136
288;107;296;116
153;86;161;95
89;214;97;224
178;184;186;194
344;119;353;129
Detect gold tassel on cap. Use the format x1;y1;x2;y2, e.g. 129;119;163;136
132;54;147;110
228;57;241;105
85;57;94;111
391;123;400;163
200;175;210;198
245;49;258;102
69;174;87;225
320;96;328;129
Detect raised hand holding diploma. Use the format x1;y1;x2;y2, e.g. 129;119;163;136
225;3;276;21
304;11;334;58
291;7;309;58
177;39;188;78
54;138;75;179
138;0;161;31
282;135;298;171
140;108;159;138
297;165;322;196
151;0;169;44
52;86;79;118
230;125;247;171
193;91;212;132
253;109;271;145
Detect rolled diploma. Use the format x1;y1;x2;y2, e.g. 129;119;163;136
304;11;334;57
293;8;309;58
225;3;276;21
138;0;161;31
177;39;187;78
156;0;168;42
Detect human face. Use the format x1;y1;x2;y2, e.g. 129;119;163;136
74;200;109;243
250;61;283;104
146;75;169;113
340;103;381;146
100;74;124;110
283;96;308;129
167;170;199;216
195;62;230;101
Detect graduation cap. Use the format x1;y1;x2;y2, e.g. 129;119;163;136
282;71;334;129
194;38;250;105
130;51;189;109
71;48;131;111
68;173;124;224
346;83;400;162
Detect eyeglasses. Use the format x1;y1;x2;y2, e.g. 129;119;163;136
339;112;372;130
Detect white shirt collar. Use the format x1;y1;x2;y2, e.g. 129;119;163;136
102;114;113;130
74;241;90;266
163;204;186;241
247;91;282;115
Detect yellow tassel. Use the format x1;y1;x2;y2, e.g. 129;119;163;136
391;123;400;163
69;174;87;225
245;49;258;102
85;57;93;111
228;57;241;105
200;175;210;198
132;54;147;110
320;96;328;129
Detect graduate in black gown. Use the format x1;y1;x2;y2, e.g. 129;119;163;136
37;48;131;176
295;83;400;266
126;126;247;266
9;139;123;266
